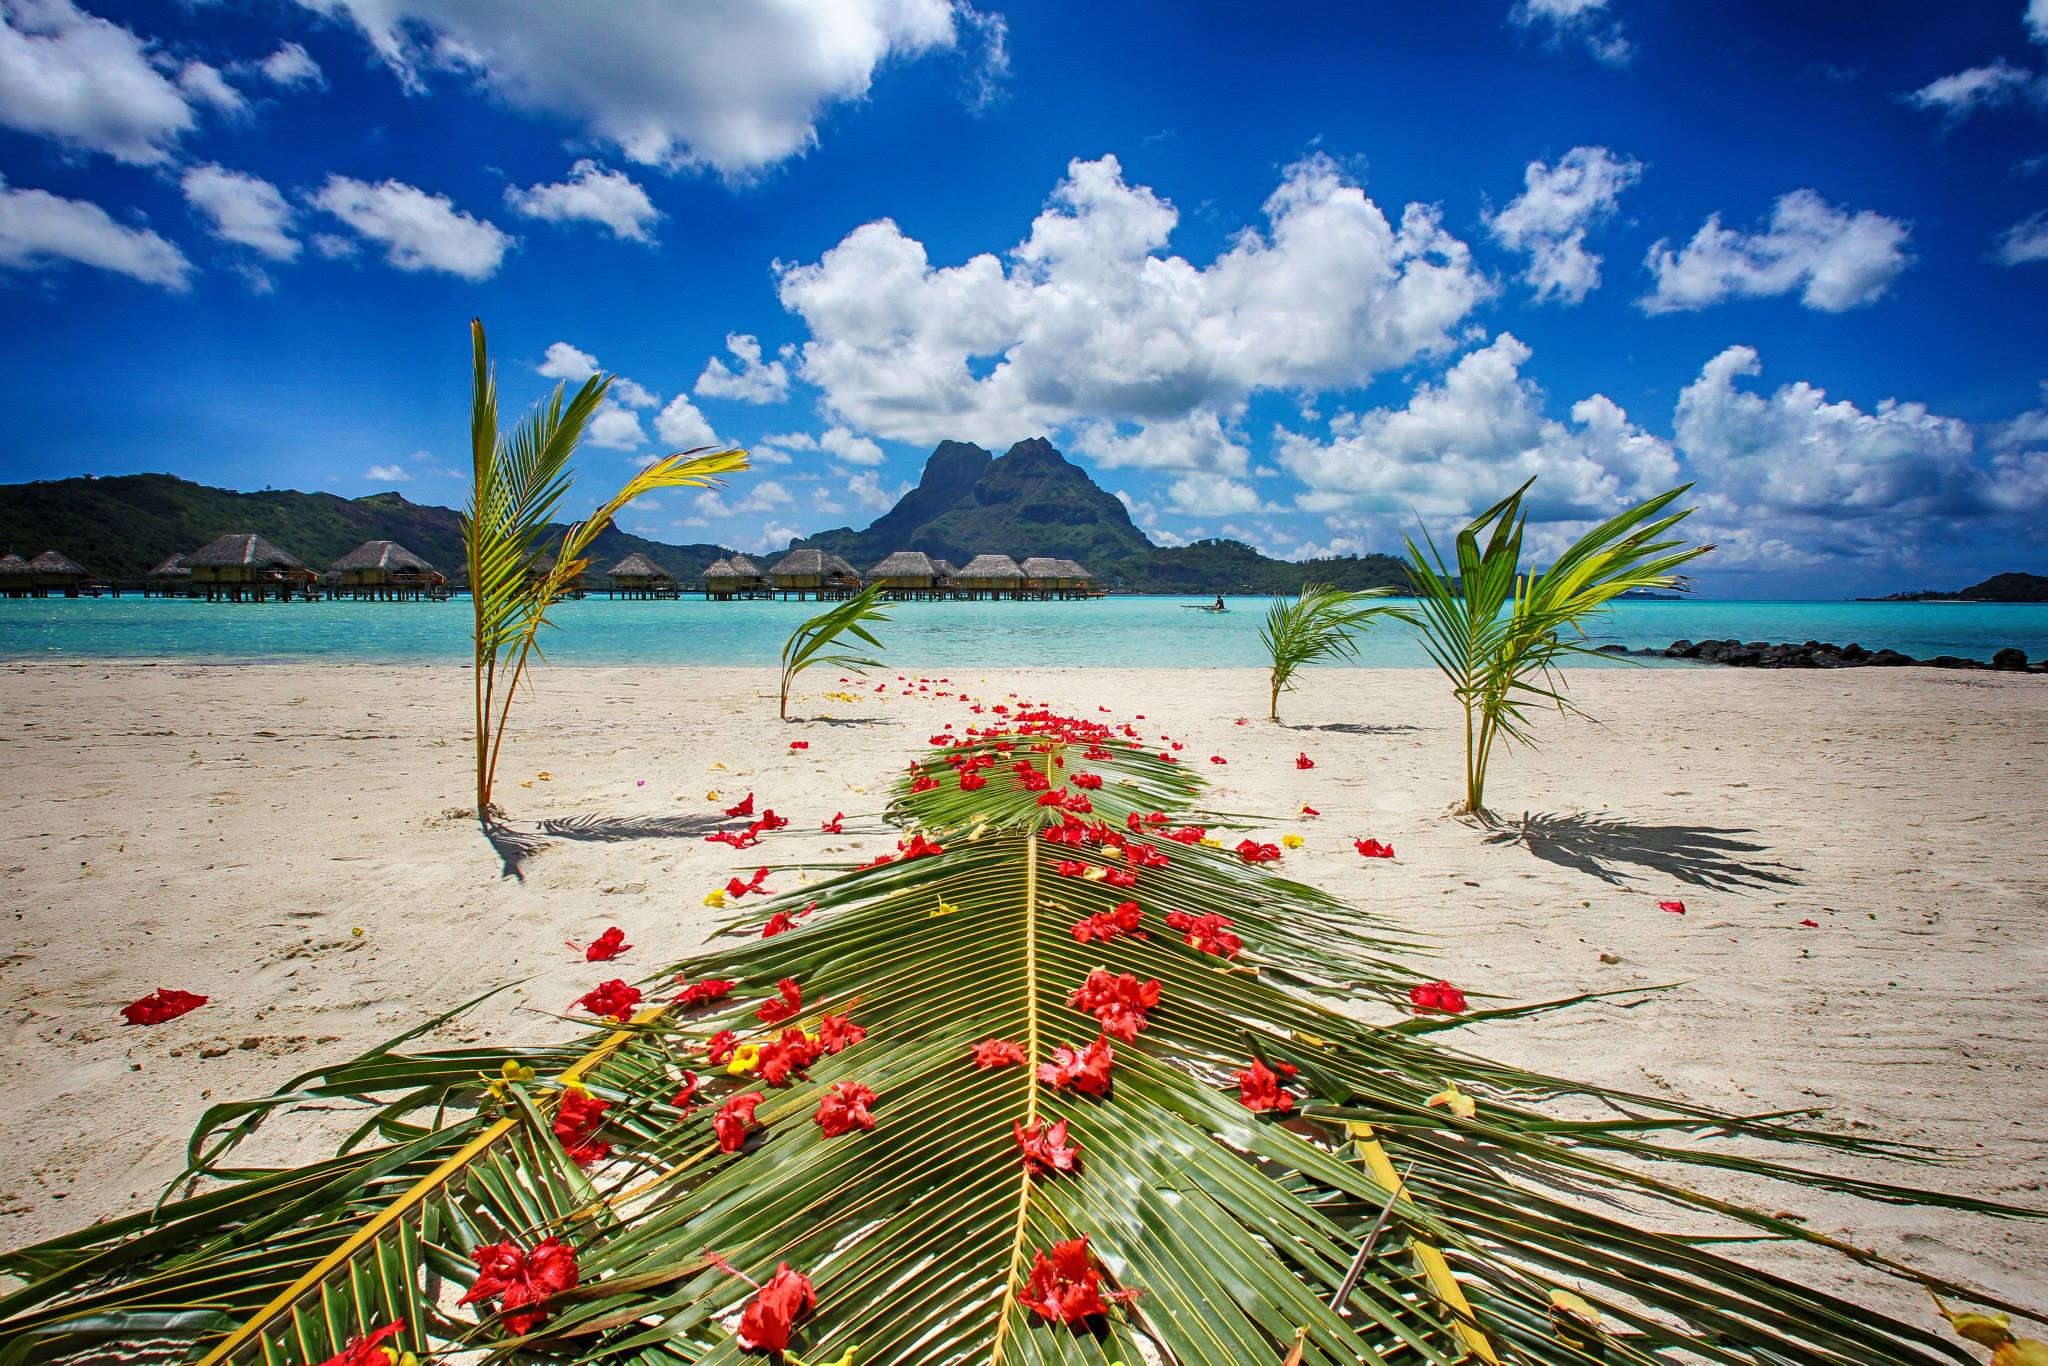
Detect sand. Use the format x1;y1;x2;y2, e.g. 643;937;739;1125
1;659;2044;1330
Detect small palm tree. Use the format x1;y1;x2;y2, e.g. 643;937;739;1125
1259;582;1402;721
1405;477;1709;815
464;319;746;815
779;581;889;719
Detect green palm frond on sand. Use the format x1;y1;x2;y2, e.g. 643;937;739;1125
780;582;890;720
2;724;2036;1366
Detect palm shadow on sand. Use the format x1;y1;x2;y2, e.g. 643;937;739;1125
1481;810;1803;891
1283;722;1422;736
484;812;732;880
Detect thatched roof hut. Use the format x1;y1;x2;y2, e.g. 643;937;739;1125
1055;558;1091;580
148;553;193;580
957;553;1023;583
0;552;32;592
28;550;88;581
769;548;861;592
607;552;673;582
1020;556;1065;583
330;540;437;579
868;550;937;588
186;533;306;573
703;554;766;595
929;557;959;584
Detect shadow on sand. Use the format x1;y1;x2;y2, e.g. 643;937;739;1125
1481;810;1803;892
484;812;730;880
1283;722;1422;736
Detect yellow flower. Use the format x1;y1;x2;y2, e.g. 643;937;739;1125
1198;837;1222;848
1547;1288;1601;1349
1425;1082;1476;1119
1080;865;1107;881
704;888;727;908
710;761;727;771
485;1057;536;1100
707;789;720;801
536;771;552;781
726;1044;762;1075
1281;834;1305;849
932;899;960;917
350;925;365;936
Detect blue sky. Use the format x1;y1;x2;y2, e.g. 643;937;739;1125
2;0;2045;596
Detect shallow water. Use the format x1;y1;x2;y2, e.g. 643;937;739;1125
3;594;2044;667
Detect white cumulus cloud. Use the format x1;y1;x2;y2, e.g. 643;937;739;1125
777;152;1491;453
1904;58;2047;124
504;160;659;242
1640;189;1910;314
182;164;298;261
296;0;964;176
655;393;720;450
1485;145;1642;304
1073;412;1250;475
0;0;208;163
259;40;323;87
1994;212;2048;265
0;175;191;289
311;175;512;280
1509;0;1631;65
695;333;791;403
1276;332;1678;522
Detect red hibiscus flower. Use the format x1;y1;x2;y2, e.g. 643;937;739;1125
817;1012;866;1053
575;979;643;1022
1236;1057;1299;1114
1300;805;1320;817
821;812;844;834
1014;1117;1081;1175
1165;825;1207;844
573;926;631;961
814;1081;879;1137
458;1237;578;1337
910;774;941;793
1209;755;1227;765
756;810;789;832
736;1263;816;1353
1799;917;1819;927
672;1070;701;1113
1019;1236;1139;1324
1054;859;1087;877
705;1029;739;1065
1069;969;1161;1041
755;1026;826;1087
120;988;207;1026
1408;980;1468;1014
1038;1036;1114;1095
714;1092;764;1153
1354;838;1395;859
725;867;772;899
707;827;761;849
1295;753;1315;769
1165;909;1242;958
1124;842;1170;868
1071;772;1103;790
757;977;803;1024
1017;770;1051;792
974;1037;1026;1069
959;770;987;791
306;1319;406;1366
1659;900;1686;914
552;1087;611;1166
761;910;796;938
1071;900;1145;944
789;740;809;750
1235;839;1282;864
678;977;734;1008
899;831;946;860
723;793;756;818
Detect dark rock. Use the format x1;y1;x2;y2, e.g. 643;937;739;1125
1666;639;1695;657
1868;649;1914;666
1992;647;2028;671
1841;643;1869;662
1595;643;1629;654
1927;655;1983;670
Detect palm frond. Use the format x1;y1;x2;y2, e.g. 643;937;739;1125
1259;583;1405;721
2;721;2033;1366
779;583;891;720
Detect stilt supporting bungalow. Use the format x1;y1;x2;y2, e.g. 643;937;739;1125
24;550;99;597
0;553;32;599
768;548;862;600
326;541;447;601
183;534;317;602
606;553;679;599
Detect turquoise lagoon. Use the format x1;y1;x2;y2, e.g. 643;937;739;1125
3;595;2045;667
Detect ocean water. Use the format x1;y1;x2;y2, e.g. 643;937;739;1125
3;595;2045;668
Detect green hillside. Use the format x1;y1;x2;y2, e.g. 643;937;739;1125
0;474;733;582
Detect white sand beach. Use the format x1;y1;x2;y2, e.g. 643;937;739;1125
2;660;2044;1327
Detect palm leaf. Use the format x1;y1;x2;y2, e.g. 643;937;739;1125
1259;583;1405;721
2;723;2034;1365
780;583;891;719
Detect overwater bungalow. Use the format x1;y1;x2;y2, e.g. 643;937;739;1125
25;550;96;597
702;554;767;599
606;552;679;599
930;557;960;592
1020;556;1067;599
1056;558;1101;598
327;540;446;601
145;553;193;597
0;553;33;598
184;533;317;602
955;552;1025;600
867;550;943;599
768;548;862;599
521;549;587;599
